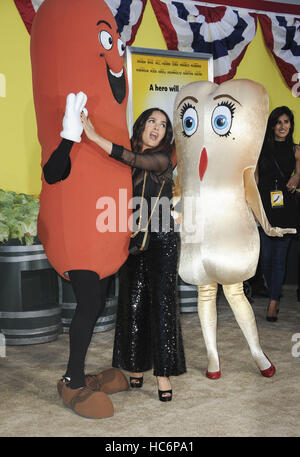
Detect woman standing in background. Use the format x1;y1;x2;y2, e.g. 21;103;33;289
256;106;300;322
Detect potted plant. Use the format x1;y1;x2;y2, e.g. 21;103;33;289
0;189;61;345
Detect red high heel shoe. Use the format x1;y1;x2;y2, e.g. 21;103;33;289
206;358;221;379
260;353;276;378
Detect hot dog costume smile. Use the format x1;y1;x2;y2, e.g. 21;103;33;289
31;0;132;280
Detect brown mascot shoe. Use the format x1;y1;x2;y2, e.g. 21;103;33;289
57;375;101;398
57;377;70;397
88;368;129;394
61;383;114;419
57;368;129;397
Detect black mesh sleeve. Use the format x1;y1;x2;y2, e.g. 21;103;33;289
111;143;170;173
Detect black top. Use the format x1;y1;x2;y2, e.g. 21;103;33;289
110;143;172;197
257;140;297;228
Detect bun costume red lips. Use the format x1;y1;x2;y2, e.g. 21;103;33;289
199;147;208;181
30;0;132;279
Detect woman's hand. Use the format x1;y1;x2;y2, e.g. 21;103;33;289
80;112;113;156
288;145;300;193
286;174;299;193
80;112;99;143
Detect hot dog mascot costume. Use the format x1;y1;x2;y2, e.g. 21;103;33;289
31;0;132;418
173;79;295;380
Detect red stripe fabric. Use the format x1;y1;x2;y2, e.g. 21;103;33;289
14;0;36;33
258;13;299;89
214;41;253;84
193;1;300;15
195;6;227;23
150;0;179;50
126;0;148;45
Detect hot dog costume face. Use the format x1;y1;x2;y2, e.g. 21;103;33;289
173;79;269;286
31;0;132;279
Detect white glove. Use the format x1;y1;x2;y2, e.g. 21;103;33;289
265;226;296;237
60;92;88;143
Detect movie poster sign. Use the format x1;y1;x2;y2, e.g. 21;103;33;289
126;47;213;134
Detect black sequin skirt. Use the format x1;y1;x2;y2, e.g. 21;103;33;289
112;229;186;377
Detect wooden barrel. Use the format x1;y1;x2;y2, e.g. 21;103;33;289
178;276;198;313
0;240;62;345
59;274;118;333
0;308;61;345
0;332;6;357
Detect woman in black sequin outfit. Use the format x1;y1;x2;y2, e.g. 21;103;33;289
81;108;186;401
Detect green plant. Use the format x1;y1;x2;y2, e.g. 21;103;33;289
0;189;39;245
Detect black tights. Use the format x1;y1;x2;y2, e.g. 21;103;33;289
64;270;109;389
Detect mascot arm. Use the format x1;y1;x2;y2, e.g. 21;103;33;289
43;139;73;184
244;168;296;237
81;116;169;173
43;92;88;184
111;144;170;173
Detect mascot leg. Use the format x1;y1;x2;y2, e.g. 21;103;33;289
65;270;108;388
58;270;114;418
57;270;128;418
197;282;221;378
222;283;275;377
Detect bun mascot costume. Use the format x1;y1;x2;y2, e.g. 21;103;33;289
173;79;295;379
31;0;132;418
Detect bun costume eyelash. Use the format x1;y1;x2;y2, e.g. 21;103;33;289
180;102;198;138
211;100;236;138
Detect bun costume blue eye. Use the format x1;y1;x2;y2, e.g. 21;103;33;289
211;101;235;137
180;103;198;137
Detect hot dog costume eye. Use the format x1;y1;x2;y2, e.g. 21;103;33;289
173;79;294;378
30;0;132;280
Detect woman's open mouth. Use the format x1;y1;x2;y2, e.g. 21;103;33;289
150;132;158;141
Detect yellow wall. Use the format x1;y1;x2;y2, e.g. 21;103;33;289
0;0;41;196
235;21;299;132
0;0;299;195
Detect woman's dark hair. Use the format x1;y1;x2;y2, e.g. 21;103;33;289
264;106;295;149
131;108;173;155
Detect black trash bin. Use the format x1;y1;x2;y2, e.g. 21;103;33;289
0;239;61;345
178;276;198;313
